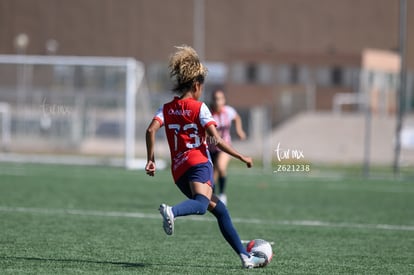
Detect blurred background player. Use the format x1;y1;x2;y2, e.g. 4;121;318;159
145;45;266;268
209;89;246;205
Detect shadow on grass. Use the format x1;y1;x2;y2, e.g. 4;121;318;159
1;256;242;270
1;256;145;268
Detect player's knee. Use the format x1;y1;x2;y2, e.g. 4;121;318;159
217;168;226;176
198;205;207;215
195;201;208;215
194;194;210;215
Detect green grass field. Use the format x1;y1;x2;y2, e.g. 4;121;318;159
0;162;413;274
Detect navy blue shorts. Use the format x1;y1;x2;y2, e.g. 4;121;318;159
176;161;215;199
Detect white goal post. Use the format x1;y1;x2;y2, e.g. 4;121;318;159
0;54;147;169
0;102;11;149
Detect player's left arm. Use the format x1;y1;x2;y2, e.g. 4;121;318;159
145;119;161;176
199;102;251;166
206;124;252;168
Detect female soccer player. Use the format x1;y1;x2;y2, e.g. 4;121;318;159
145;45;265;268
209;89;246;205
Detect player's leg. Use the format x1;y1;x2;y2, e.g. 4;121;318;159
213;166;219;194
216;151;231;204
208;196;245;255
216;151;231;193
171;180;212;217
159;163;213;235
209;150;219;194
208;196;265;268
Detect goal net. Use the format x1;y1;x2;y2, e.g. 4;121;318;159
0;54;150;169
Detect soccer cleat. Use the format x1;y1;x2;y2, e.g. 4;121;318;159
159;204;174;235
240;253;267;268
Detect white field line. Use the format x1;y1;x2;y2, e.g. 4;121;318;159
1;206;413;232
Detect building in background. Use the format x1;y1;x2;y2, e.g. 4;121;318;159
0;0;413;165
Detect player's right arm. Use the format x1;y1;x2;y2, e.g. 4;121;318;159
206;124;253;168
145;106;164;176
145;119;161;176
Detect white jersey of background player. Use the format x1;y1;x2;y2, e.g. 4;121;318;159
208;89;246;205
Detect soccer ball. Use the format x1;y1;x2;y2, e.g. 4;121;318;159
246;239;273;267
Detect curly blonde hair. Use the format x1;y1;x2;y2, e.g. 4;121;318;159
169;45;208;93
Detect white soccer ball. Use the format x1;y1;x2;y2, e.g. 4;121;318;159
246;239;273;267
